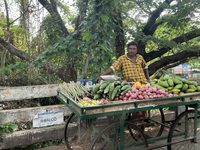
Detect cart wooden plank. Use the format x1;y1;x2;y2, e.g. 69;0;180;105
180;92;200;101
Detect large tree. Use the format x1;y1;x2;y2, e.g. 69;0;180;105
1;0;200;82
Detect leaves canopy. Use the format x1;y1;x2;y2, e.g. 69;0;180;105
1;0;200;83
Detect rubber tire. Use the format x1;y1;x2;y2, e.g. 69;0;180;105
167;110;195;150
89;121;148;150
64;112;75;150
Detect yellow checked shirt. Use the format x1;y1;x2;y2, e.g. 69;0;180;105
111;54;148;84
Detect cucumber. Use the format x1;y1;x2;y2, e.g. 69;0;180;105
121;85;132;91
111;85;121;100
108;82;115;100
121;88;132;95
97;90;103;94
114;81;121;86
92;84;101;95
93;94;101;99
121;81;129;86
104;83;112;94
100;82;111;90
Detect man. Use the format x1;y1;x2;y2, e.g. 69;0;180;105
95;41;150;125
95;41;150;84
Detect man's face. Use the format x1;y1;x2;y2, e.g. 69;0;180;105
127;45;137;56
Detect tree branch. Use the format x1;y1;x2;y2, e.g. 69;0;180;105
144;29;200;62
0;37;55;73
148;50;200;76
39;0;69;37
163;58;190;70
142;0;173;35
74;0;89;40
9;0;33;26
134;1;151;14
146;21;163;36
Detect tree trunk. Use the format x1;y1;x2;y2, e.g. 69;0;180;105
0;0;9;84
113;12;125;58
0;48;7;84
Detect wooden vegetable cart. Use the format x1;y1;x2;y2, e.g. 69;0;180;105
57;90;200;150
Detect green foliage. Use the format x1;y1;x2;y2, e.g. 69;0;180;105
0;124;18;135
1;0;200;84
42;16;63;46
0;62;28;75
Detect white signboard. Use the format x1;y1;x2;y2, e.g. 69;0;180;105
33;110;64;127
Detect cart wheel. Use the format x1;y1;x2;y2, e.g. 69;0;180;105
167;110;196;150
89;121;147;150
64;113;95;150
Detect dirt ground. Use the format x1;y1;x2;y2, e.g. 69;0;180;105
36;129;200;150
36;107;200;150
36;144;67;150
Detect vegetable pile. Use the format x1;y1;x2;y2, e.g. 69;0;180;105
59;81;91;101
113;85;177;101
77;97;101;107
150;76;200;94
92;80;132;101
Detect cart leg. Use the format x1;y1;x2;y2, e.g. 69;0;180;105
194;105;198;143
78;118;81;144
89;121;147;150
120;113;126;150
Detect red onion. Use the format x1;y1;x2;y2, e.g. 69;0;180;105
123;97;128;100
125;93;130;97
83;97;90;101
138;95;143;100
136;85;141;89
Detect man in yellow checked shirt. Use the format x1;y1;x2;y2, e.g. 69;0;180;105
95;41;150;125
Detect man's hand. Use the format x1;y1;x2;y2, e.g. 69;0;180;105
147;79;151;83
95;77;102;83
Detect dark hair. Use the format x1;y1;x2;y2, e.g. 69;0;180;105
127;41;138;49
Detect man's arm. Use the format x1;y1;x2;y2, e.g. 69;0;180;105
95;68;113;83
95;56;122;83
143;68;150;83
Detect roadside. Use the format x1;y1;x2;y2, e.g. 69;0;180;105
36;129;200;150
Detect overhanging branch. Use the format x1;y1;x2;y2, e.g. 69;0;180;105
163;58;190;70
39;0;69;37
148;50;200;76
142;0;173;35
145;29;200;62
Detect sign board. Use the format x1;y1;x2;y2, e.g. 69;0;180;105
33;110;64;127
173;64;191;74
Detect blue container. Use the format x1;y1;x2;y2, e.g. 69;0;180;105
77;79;85;85
84;79;95;88
179;76;186;79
